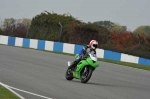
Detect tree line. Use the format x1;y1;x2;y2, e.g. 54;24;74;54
0;10;150;59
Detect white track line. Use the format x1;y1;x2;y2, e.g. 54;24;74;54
0;82;25;99
0;82;53;99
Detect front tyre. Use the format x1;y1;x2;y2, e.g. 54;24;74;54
65;67;74;80
81;67;93;83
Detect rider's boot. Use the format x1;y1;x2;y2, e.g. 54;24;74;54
69;60;79;68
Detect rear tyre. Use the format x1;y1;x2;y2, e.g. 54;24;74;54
65;67;74;80
81;67;93;83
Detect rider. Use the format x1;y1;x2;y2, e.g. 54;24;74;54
69;40;98;68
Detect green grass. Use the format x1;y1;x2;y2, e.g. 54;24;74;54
0;85;20;99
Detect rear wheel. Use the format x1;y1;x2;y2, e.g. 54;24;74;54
65;67;74;80
81;67;93;83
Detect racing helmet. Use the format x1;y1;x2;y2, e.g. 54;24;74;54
89;40;98;50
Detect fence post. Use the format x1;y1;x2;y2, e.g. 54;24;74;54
26;22;29;37
58;22;63;42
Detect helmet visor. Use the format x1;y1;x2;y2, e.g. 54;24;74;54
93;44;98;48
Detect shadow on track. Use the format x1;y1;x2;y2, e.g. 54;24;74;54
65;79;138;89
68;79;113;87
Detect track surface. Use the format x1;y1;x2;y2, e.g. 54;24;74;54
0;45;150;99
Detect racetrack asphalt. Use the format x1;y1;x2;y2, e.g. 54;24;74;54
0;44;150;99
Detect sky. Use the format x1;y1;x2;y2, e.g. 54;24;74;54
0;0;150;31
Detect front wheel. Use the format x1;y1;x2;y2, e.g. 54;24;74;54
65;67;74;80
81;67;93;83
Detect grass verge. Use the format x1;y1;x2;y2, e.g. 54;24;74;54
0;85;20;99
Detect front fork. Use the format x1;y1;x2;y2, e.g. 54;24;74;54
83;67;87;74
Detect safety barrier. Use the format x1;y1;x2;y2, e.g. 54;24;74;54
0;35;150;66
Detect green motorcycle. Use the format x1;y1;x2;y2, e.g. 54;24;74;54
65;53;99;83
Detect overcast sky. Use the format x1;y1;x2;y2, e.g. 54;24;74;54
0;0;150;31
